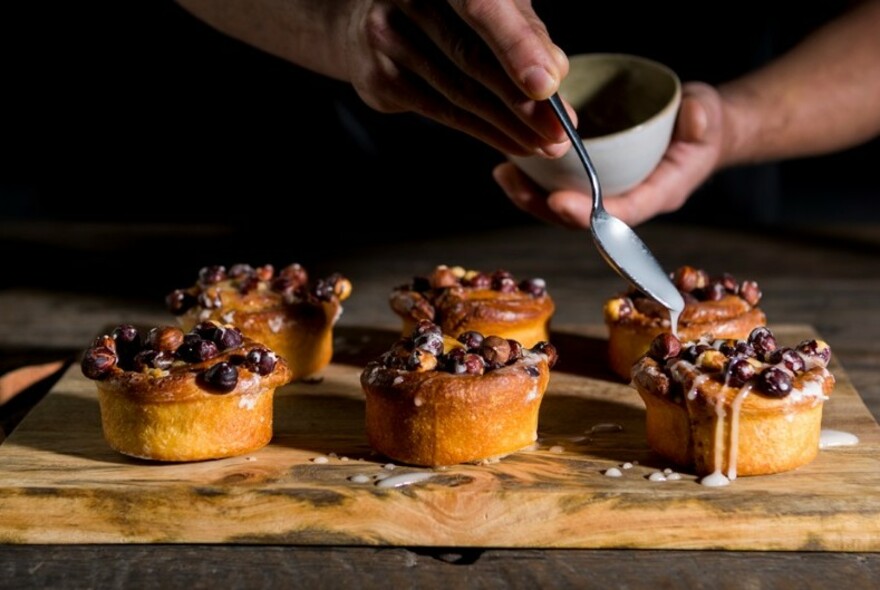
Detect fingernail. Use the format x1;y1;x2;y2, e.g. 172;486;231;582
523;66;558;101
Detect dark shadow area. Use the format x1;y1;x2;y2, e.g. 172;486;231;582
548;330;620;381
3;1;878;289
0;356;72;439
330;326;400;368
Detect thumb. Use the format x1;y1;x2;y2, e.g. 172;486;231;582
675;82;715;143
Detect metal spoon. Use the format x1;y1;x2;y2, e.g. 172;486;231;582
547;93;684;315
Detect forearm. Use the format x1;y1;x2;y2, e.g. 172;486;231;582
174;0;353;81
718;0;880;168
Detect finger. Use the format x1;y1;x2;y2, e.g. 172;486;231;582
391;0;568;145
601;82;723;226
368;5;566;155
603;133;717;226
675;91;709;143
448;0;568;100
354;7;550;154
493;162;590;229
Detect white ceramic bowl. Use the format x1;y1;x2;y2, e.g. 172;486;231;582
508;53;681;197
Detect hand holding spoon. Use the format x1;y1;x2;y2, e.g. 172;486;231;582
547;93;685;322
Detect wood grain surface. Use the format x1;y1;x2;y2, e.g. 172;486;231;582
1;325;878;551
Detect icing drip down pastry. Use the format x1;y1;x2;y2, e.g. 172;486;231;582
604;265;766;380
360;320;558;467
630;327;835;484
81;322;292;462
389;265;555;348
166;263;351;382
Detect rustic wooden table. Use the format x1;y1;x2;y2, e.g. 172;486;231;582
1;220;879;587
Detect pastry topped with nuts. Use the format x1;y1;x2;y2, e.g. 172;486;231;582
82;321;292;462
631;327;835;484
389;264;554;348
166;263;352;382
360;320;558;467
603;265;767;380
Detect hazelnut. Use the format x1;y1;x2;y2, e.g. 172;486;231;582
533;341;558;368
278;263;308;287
696;349;727;372
480;335;511;367
255;264;275;282
333;276;353;301
740;280;762;307
604;297;634;322
672;266;708;293
430;265;459;289
148;326;185;353
649;333;682;361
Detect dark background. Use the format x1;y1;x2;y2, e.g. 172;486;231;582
2;2;878;295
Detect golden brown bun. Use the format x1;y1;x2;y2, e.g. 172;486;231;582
167;263;351;381
82;324;292;462
631;329;835;479
390;265;554;348
360;323;557;467
604;266;766;380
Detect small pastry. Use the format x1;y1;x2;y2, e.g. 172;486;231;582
360;320;558;467
81;321;292;462
389;265;554;348
165;263;352;381
631;327;835;484
604;265;766;380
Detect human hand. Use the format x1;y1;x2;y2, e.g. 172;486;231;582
342;0;572;157
494;82;726;228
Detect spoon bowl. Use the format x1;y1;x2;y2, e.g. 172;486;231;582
547;93;684;315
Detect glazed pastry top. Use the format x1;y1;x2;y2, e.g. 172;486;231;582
389;265;554;329
165;263;352;319
604;265;763;327
362;319;558;388
632;327;834;410
81;321;292;402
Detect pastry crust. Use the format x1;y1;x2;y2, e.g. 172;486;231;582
166;263;351;381
82;324;292;462
631;329;835;480
360;322;557;467
604;266;766;380
390;265;554;348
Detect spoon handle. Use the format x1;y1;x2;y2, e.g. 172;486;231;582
547;93;602;212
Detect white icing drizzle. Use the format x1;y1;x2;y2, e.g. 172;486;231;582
677;340;834;487
268;317;284;334
703;395;730;487
669;308;681;339
604;467;623;477
648;471;667;482
700;471;730;487
525;385;539;402
819;429;859;449
375;472;435;488
237;392;259;410
726;383;754;481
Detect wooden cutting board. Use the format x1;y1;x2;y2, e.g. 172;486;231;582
1;324;878;550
